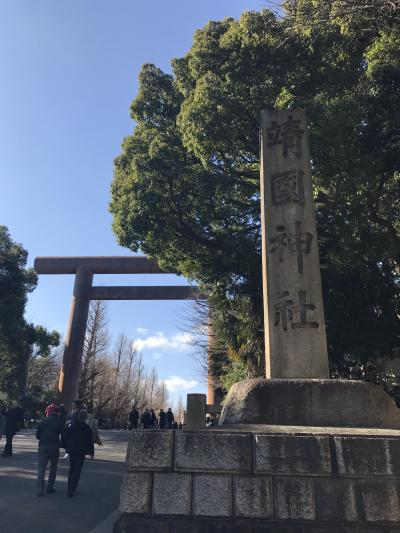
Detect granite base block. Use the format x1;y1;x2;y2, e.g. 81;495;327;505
117;428;400;531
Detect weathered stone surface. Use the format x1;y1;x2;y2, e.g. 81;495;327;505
389;439;400;476
152;473;191;516
335;437;394;475
186;394;206;430
234;476;273;518
219;378;400;428
126;431;173;471
254;434;331;475
193;475;232;517
119;473;151;514
175;431;252;473
315;479;358;522
359;480;400;522
274;477;316;520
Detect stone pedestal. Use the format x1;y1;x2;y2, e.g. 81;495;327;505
115;427;400;532
219;378;400;429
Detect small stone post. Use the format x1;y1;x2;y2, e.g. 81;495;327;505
186;394;206;430
260;108;329;379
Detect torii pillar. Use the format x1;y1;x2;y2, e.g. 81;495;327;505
60;266;93;408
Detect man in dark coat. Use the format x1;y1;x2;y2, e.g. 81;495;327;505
159;409;168;429
64;409;94;497
36;407;64;496
166;408;174;429
149;409;157;429
128;407;139;430
140;409;152;429
2;401;24;457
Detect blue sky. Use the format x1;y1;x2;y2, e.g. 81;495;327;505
0;0;263;406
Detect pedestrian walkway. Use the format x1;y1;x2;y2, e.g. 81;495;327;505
0;429;128;533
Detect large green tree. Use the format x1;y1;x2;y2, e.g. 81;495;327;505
0;226;59;399
110;5;400;380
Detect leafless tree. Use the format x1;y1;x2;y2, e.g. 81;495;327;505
175;396;185;424
78;300;109;411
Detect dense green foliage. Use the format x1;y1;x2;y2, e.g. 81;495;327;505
0;226;59;399
111;4;400;382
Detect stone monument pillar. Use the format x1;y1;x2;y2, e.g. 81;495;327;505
260;108;329;379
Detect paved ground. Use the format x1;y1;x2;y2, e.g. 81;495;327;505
0;429;129;533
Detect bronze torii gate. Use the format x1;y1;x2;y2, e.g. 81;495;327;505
34;256;206;410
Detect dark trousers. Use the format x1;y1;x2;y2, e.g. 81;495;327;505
3;433;14;456
68;453;85;495
37;444;59;493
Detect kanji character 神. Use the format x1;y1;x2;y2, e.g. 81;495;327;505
269;221;313;273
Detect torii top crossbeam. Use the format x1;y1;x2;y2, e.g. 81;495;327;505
34;256;203;409
34;256;166;275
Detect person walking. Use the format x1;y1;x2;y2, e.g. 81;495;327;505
36;407;64;497
2;401;24;457
149;409;157;429
128;407;139;430
166;408;174;429
44;400;58;418
66;399;85;427
64;410;94;498
159;409;167;429
140;409;152;429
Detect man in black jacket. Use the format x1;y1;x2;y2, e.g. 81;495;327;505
36;407;64;497
64;409;94;497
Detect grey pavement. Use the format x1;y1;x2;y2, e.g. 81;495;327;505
0;429;129;533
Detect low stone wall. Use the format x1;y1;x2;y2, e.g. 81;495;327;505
115;428;400;532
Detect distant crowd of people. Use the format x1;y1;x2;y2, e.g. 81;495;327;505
128;407;183;430
0;398;101;498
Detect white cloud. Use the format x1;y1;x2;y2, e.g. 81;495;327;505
164;376;198;392
171;332;192;345
132;331;193;353
136;327;149;335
